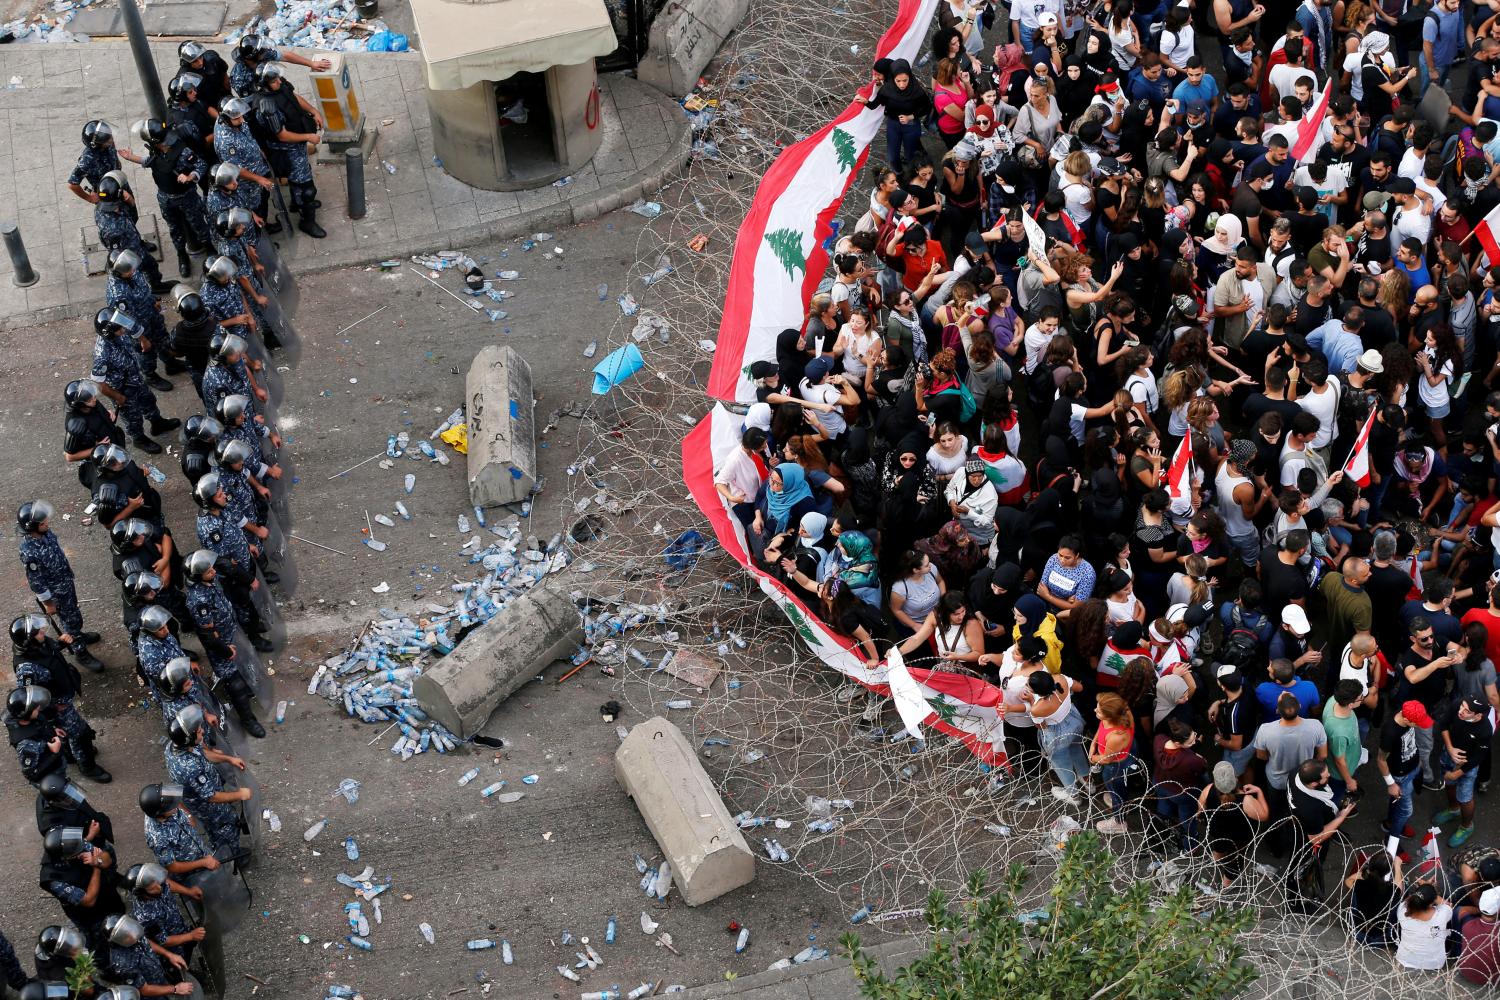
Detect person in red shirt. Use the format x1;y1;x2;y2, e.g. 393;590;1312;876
1459;887;1500;985
1460;570;1500;670
885;224;953;301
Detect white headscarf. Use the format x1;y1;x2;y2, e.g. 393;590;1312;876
1200;214;1244;256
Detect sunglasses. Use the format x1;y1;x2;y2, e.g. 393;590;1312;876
976;118;992;125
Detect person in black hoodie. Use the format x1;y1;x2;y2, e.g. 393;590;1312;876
863;59;932;173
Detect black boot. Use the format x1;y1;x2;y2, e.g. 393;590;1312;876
132;435;163;455
297;204;326;239
177;247;193;278
79;631;101;644
73;647;105;673
263;570;281;585
235;698;267;739
147;372;174;392
151;416;182;434
163;357;190;375
78;741;112;783
150;278;177;295
251;633;274;653
265;217;283;234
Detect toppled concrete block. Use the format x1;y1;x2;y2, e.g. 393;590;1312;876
615;717;755;905
466;345;536;508
413;582;581;738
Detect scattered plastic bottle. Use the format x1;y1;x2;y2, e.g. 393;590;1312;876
303;819;326;842
629;200;663;219
457;514;471;534
349;935;373;951
480;781;504;797
743;749;765;764
605;917;617;944
664;699;692;710
521;774;539;785
497;269;521;280
597;282;609;300
849;905;872;924
501;939;513;964
792;946;829;964
466;939;495;950
556;965;582;983
337;778;361;803
458;767;481;786
418;922;435;944
403;474;415;494
984;823;1013;836
275;700;287;724
735;927;750;953
265;810;281;832
581;990;619;1000
381;160;396;174
617;293;639;316
472;506;487;527
345;836;359;861
395;502;410;520
627;985;655;1000
363;538;387;552
583;340;598;358
145;465;167;484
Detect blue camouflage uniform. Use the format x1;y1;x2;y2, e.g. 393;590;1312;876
223;421;272;477
107;938;171;991
199;276;249;327
186;579;239;681
196;511;253;576
132;887;194;958
204;185;243;223
106;268;169;376
0;931;26;991
143;139;212;253
19;530;85;636
135;628;188;708
165;744;240;853
68;145;121;193
218;467;260;531
15;656;92;765
228;51;278;97
199;358;257;419
94;202;165;288
92;331;166;439
144;808;211;867
212;117;272;212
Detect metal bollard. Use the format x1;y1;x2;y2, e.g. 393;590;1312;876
2;222;39;287
346;149;366;221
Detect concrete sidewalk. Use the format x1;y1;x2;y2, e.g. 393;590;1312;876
0;42;689;327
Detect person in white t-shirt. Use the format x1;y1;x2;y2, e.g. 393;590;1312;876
1295;357;1341;454
1023;306;1063;373
797;356;858;443
1394;883;1453;971
1415;325;1459;446
1269;38;1318;104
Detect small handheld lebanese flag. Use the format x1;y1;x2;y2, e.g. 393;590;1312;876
1475;200;1500;265
1421;827;1442;865
1291;82;1333;163
1342;409;1377;488
1164;433;1193;508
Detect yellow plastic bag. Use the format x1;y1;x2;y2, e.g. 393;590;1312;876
440;424;468;455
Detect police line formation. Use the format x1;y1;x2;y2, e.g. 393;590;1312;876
3;33;333;1000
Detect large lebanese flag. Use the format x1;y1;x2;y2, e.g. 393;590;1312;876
1291;81;1333;163
1475;200;1500;265
1342;409;1377;487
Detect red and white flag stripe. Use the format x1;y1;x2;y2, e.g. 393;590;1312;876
1292;81;1333;163
1342;409;1377;488
1475;200;1500;265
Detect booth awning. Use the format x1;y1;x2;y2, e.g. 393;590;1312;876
411;0;618;91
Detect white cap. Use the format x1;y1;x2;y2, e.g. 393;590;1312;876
1282;604;1311;636
1357;348;1384;374
1037;11;1059;25
1482;886;1500;916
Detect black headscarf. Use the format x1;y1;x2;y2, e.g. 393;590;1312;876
776;327;811;390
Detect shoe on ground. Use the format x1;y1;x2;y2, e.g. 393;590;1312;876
860;697;883;723
1450;825;1475;848
266;219;283;234
263;570;281;585
251;635;275;653
242;716;267;739
163;360;189;375
1434;807;1461;825
79;631;101;645
150;416;182;434
1424;777;1445;792
79;763;112;783
147;374;174;392
1481;781;1491;795
177;257;192;278
298;217;327;239
1051;785;1080;805
131;435;163;455
150;280;176;295
1097;817;1129;834
74;651;105;673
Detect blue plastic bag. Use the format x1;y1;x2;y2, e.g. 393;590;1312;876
366;31;392;51
388;33;409;51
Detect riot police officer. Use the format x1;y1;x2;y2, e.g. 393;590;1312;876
125;863;204;969
178;416;220;488
166;290;217;399
134;609;191;705
211;104;277;229
40;827;126;956
94;172;172;294
209;209;264;295
17;501;102;659
32;925;90;984
105;250;177;391
102;915;191;997
13;617;110;780
185;547;272;658
228;35;330;97
63;380;126;491
91;445;165;532
37;773;115;845
199;332;270;417
164;74;218;189
121;573;192;651
192;475;269;635
137;119;211;279
252;63;326;239
177;40;230;110
90;307;179;453
110;517;174;588
67;120;142;206
165;705;251;853
5;686;66;785
198;257;262;340
215;395;282;484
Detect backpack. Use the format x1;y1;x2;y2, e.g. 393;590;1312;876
1220;604;1266;672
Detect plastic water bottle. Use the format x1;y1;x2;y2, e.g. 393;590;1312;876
265;810;281;832
849;905;872;924
458;514;471;534
403;474;415;494
605;917;617;944
501;939;513;964
664;699;692;710
627;985;654;1000
419;922;435;944
583;340;598;358
581;990;620;1000
458;767;481;786
386;434;398;458
597;282;609;300
497;269;520;279
146;465;167;484
472;506;487;527
348;936;372;951
395;502;410;520
735;927;750;953
345;836;359;861
466;939;495;950
556;966;581;983
480;781;504;797
303;819;326;842
275;700;287;723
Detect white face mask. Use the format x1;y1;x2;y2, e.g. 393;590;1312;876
1380;52;1395;68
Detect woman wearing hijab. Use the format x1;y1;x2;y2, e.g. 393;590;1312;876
776;327;813;392
945;457;999;547
917;519;985;589
763;511;829;604
990;42;1031;108
879;431;944;577
1012;592;1065;672
967;562;1023;654
831;530;881;607
839;427;881;522
862;58;932;172
753;463;817;545
1195;214;1244;288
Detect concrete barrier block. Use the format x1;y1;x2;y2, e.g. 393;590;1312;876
615;717;755;906
465;345;536;508
636;0;750;98
413;583;582;738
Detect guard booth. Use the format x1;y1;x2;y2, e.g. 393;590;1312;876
411;0;618;191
